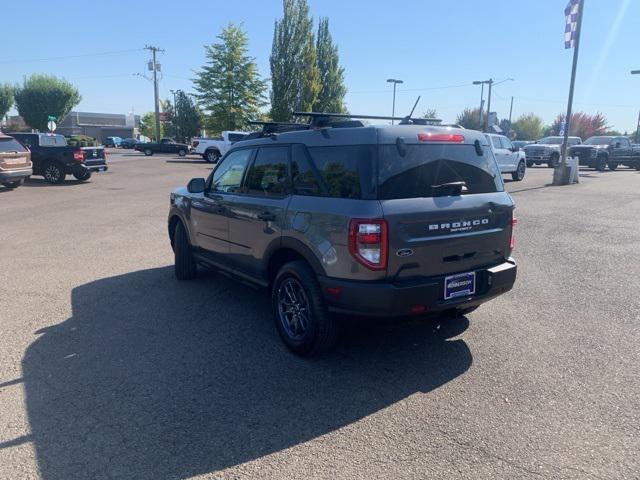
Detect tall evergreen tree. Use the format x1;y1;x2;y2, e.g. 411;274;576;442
313;18;346;113
194;23;266;132
270;0;321;121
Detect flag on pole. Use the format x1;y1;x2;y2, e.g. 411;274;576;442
565;0;580;49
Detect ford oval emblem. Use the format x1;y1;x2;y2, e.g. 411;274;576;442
396;248;414;258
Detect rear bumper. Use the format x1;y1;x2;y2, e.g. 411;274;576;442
0;167;32;182
318;259;517;317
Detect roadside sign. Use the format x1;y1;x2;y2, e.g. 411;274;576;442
47;120;57;132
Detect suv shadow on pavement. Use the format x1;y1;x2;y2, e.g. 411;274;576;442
23;266;472;479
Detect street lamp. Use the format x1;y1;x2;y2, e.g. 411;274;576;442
474;78;514;132
387;78;403;124
473;80;491;126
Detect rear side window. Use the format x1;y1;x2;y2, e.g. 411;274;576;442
306;145;375;199
291;144;323;196
378;144;503;199
244;147;289;197
228;133;247;142
0;138;27;153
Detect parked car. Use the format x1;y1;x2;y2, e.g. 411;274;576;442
168;120;518;356
0;133;32;189
485;133;526;181
523;136;582;168
104;136;123;148
191;131;249;163
512;140;533;150
569;135;640;171
120;138;139;149
135;138;190;157
9;133;107;184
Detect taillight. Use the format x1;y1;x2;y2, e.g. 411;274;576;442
509;217;517;250
417;132;465;143
73;150;84;161
348;219;388;271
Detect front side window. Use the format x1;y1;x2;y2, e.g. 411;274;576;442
244;147;289;197
378;144;503;199
210;149;253;193
502;137;514;150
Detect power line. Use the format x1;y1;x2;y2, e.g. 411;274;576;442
347;81;473;95
0;48;144;64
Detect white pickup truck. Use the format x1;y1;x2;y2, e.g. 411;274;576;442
191;131;249;163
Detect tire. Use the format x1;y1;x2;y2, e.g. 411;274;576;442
2;179;24;189
272;260;339;356
73;169;92;182
204;149;220;163
174;221;196;280
43;161;66;184
596;155;607;172
144;148;153;156
548;153;559;168
607;162;618;171
511;161;526;181
178;149;187;157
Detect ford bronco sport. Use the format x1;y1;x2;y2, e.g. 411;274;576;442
168;114;517;356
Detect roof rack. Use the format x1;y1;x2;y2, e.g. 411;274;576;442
244;121;310;139
292;112;443;128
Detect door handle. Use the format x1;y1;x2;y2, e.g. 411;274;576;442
257;212;276;221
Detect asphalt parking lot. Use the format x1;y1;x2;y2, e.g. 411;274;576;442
1;152;638;479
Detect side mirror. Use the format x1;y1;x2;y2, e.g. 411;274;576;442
614;142;621;148
511;147;519;152
187;177;206;193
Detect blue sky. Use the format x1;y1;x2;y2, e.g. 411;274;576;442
2;0;638;131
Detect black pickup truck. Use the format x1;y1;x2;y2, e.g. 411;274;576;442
569;135;640;171
9;132;107;184
134;138;189;157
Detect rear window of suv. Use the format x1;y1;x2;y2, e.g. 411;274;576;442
378;144;503;199
0;138;28;153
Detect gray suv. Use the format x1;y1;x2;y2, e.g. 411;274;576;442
168;120;517;355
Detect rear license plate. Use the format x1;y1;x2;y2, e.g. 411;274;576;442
444;272;476;300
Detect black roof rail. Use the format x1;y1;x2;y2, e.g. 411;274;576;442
292;111;443;128
244;121;311;139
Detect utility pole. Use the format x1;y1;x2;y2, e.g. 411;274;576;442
555;0;584;185
145;45;164;141
508;96;514;137
387;78;403;124
632;70;639;143
473;80;487;125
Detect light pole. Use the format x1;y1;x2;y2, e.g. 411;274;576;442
473;80;489;126
632;70;639;143
387;79;403;124
170;89;178;141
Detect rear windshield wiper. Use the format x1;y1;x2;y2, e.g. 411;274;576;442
431;181;467;196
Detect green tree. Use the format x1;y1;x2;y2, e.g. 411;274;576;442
165;92;202;142
511;113;544;140
455;107;483;130
313;17;346;113
270;0;321;121
423;108;438;119
14;74;81;131
550;112;608;139
194;23;266;133
139;112;163;140
0;84;14;121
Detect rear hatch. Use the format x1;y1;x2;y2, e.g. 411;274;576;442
378;140;514;280
0;136;32;171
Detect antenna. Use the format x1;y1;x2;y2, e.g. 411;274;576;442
407;96;421;120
